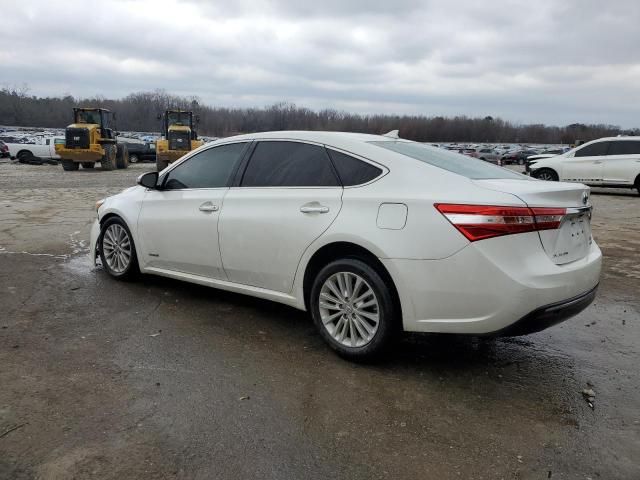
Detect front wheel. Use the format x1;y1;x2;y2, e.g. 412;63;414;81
310;258;397;360
129;154;139;164
533;168;559;181
61;160;79;171
156;158;169;171
99;217;139;280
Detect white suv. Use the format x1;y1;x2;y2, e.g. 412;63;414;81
528;137;640;194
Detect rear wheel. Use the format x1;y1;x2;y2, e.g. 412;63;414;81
99;217;139;280
129;154;139;164
81;162;95;169
310;258;397;360
101;144;115;171
116;143;129;169
61;160;79;171
635;175;640;196
534;168;558;181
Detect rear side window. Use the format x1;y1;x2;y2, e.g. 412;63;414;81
326;149;382;186
164;142;247;189
241;141;339;187
369;141;524;180
607;141;640;155
574;141;610;157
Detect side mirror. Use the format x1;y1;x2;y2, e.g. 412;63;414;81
195;115;201;123
157;113;162;120
137;171;159;189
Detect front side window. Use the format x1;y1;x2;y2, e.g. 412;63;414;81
326;149;382;186
607;141;640;156
370;141;524;180
163;142;248;190
574;141;610;157
241;141;339;187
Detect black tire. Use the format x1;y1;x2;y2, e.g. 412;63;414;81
81;162;95;169
635;175;640;196
101;144;116;171
98;217;139;280
518;158;525;165
61;160;79;171
156;158;169;171
533;168;559;181
309;258;397;360
116;143;129;169
17;150;32;161
129;154;139;164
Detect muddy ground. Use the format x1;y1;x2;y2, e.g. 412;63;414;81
0;161;638;480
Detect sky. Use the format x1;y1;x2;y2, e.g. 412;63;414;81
2;0;640;127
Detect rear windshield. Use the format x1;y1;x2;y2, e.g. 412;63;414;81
369;141;525;180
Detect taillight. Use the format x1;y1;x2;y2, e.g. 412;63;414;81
435;204;567;242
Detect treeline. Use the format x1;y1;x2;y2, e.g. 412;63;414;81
1;87;635;144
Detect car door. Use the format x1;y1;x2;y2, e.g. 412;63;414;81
602;140;640;185
137;142;249;278
219;140;343;293
560;141;609;185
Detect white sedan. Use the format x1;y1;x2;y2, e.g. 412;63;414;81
91;131;601;359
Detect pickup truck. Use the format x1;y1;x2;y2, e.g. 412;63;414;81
5;137;62;161
123;141;156;163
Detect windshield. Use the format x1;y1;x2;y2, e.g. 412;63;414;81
76;110;102;125
167;112;192;127
369;141;526;180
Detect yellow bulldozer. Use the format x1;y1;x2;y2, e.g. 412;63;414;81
55;108;129;171
155;110;203;171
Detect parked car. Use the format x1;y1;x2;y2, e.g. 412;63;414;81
528;137;640;194
472;147;502;165
5;136;62;161
502;149;539;165
0;140;10;158
123;142;156;163
91;131;601;359
526;148;570;164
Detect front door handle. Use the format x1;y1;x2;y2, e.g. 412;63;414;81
300;204;330;214
593;160;603;164
199;202;219;212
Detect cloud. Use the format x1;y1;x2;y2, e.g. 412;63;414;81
2;0;640;126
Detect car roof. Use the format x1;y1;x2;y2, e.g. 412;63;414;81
589;136;640;142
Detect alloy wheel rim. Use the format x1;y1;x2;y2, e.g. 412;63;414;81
319;272;380;348
102;224;132;274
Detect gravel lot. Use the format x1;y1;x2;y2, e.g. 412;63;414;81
0;161;639;479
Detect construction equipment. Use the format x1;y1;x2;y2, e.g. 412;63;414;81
55;108;128;171
155;110;203;171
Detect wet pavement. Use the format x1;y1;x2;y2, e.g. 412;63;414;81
0;162;639;479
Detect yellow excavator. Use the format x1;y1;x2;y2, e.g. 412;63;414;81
55;108;128;171
155;110;203;171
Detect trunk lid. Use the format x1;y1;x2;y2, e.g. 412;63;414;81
473;178;593;265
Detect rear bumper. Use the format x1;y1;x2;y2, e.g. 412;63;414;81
487;284;598;336
381;232;602;335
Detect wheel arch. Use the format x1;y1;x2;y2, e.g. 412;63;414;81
16;149;33;158
301;241;402;322
535;166;559;180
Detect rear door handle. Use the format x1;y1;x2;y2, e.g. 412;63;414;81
300;205;329;214
199;202;219;212
593;160;602;164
